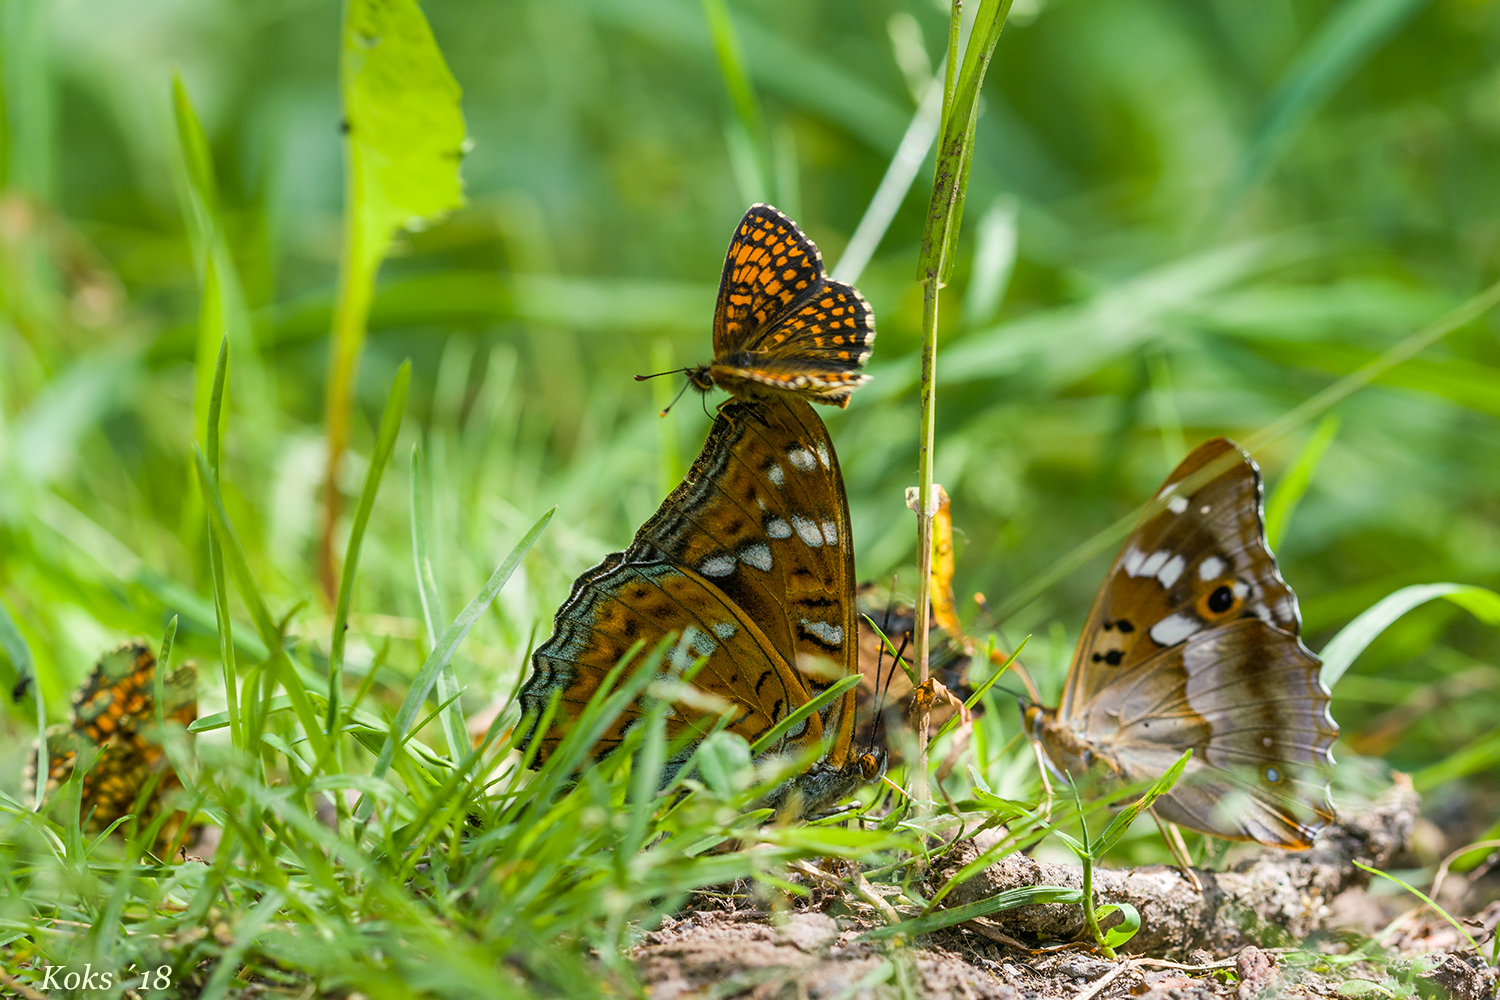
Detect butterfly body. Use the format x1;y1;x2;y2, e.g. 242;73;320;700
687;205;875;408
1027;439;1339;849
521;395;882;815
25;642;197;837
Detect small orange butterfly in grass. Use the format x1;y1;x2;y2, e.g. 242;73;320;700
519;394;884;817
640;204;876;408
25;641;197;846
1025;439;1339;849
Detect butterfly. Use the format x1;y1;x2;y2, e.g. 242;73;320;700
671;204;876;408
24;641;197;840
519;394;883;817
1025;438;1339;849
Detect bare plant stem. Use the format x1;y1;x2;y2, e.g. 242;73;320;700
912;0;1012;809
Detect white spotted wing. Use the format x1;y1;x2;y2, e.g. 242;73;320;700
520;395;858;774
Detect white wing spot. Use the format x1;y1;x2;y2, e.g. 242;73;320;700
712;621;738;640
1232;580;1250;599
802;620;844;646
1137;550;1169;578
1167;495;1189;514
672;626;717;667
791;515;824;547
815;443;831;467
787;447;817;472
1199;504;1211;514
1157;555;1185;589
767;464;785;487
739;542;773;571
1198;555;1225;581
1149;613;1199;647
821;520;839;545
1123;548;1146;576
765;517;792;539
698;554;736;577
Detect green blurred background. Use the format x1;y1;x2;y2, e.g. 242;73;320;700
1;0;1498;848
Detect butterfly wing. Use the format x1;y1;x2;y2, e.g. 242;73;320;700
25;643;197;832
1061;439;1301;717
1077;619;1337;847
708;205;875;406
1048;438;1338;847
522;394;859;772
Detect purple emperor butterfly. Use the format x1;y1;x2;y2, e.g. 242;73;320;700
675;204;875;407
519;394;883;816
1025;439;1339;849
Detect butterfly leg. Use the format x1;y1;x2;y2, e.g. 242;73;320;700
1152;812;1204;893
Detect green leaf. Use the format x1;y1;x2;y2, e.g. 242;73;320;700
1096;902;1141;949
747;672;861;756
862;885;1082;940
916;0;1014;285
1092;749;1192;858
1319;583;1500;689
342;0;467;273
1264;414;1340;551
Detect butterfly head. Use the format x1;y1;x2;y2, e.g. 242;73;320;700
765;748;887;821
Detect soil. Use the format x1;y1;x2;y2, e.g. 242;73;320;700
634;780;1500;1000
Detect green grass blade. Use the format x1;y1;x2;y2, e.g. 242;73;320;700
1264;414;1340;551
410;444;466;761
1092;749;1191;857
328;361;411;745
369;505;554;782
863;885;1082;940
1320;583;1500;689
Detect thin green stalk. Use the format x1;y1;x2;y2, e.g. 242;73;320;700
912;0;1013;803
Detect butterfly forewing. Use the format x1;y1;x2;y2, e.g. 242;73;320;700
705;205;875;406
522;395;859;772
1063;438;1300;717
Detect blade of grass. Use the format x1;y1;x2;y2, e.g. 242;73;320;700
1264;414;1340;551
328;361;411;766
202;339;242;751
367;505;554;784
410;445;467;762
913;0;1014;805
1319;583;1500;689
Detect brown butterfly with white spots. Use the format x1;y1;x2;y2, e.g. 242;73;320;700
519;393;884;817
649;204;875;408
1025;439;1339;849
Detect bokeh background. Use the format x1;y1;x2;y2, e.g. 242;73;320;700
2;0;1498;857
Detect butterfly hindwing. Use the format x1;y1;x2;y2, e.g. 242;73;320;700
1080;619;1337;847
521;395;859;774
703;205;875;407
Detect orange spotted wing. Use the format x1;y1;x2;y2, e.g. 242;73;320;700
687;205;875;408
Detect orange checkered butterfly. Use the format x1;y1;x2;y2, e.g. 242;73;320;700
24;641;197;841
643;205;876;408
1025;439;1339;849
519;394;884;816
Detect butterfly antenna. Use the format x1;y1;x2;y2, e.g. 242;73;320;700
633;367;689;382
653;376;696;418
865;574;901;755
